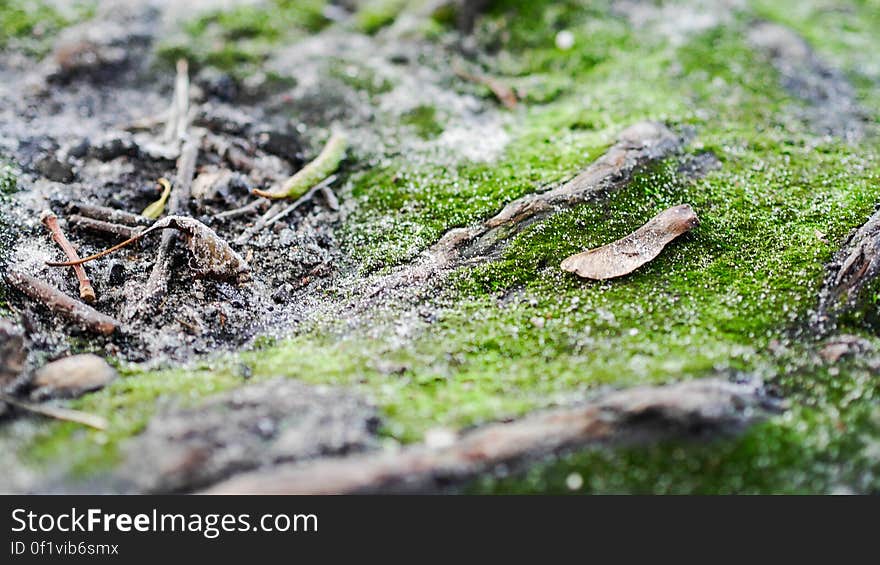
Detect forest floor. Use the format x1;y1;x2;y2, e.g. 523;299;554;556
0;0;879;493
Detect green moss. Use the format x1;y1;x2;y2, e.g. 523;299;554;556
22;362;248;474
400;105;444;139
0;0;90;55
355;0;408;35
155;0;329;75
471;340;880;494
328;59;394;96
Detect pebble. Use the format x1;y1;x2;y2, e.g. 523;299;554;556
31;354;117;399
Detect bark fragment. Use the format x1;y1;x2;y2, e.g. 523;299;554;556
814;209;880;329
561;204;699;280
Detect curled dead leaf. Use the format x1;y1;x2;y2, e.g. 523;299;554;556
46;216;251;282
561;204;699;280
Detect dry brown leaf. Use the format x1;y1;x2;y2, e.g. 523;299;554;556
46;216;251;282
561;204;699;280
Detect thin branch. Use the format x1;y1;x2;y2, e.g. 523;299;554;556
235;175;337;245
68;214;140;239
40;210;95;302
66;203;152;227
213;198;267;220
4;270;118;335
453;62;518;110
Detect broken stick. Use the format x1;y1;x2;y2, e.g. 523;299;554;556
68;214;140;240
66;203;153;227
4;270;118;335
163;59;190;144
235;175;338;245
40;210;95;302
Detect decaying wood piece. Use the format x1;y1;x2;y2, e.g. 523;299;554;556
48;216;250;282
252;131;346;200
203;379;774;494
0;393;107;430
4;270;118;335
40;210;96;302
814;209;880;328
561;204;699;280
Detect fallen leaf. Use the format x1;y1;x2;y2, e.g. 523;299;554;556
142;177;172;219
47;216;251;282
252;131;347;200
561;204;699;280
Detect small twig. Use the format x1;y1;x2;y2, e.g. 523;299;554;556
263;175;338;229
234;202;284;246
234;175;337;245
320;185;340;212
134;133;201;318
4;270;118;335
213;198;268;221
68;214;140;239
453;62;518;110
67;203;152;227
40;210;95;302
0;393;107;430
163;59;190;144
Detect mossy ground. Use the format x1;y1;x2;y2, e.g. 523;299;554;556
0;0;93;55
6;0;880;492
